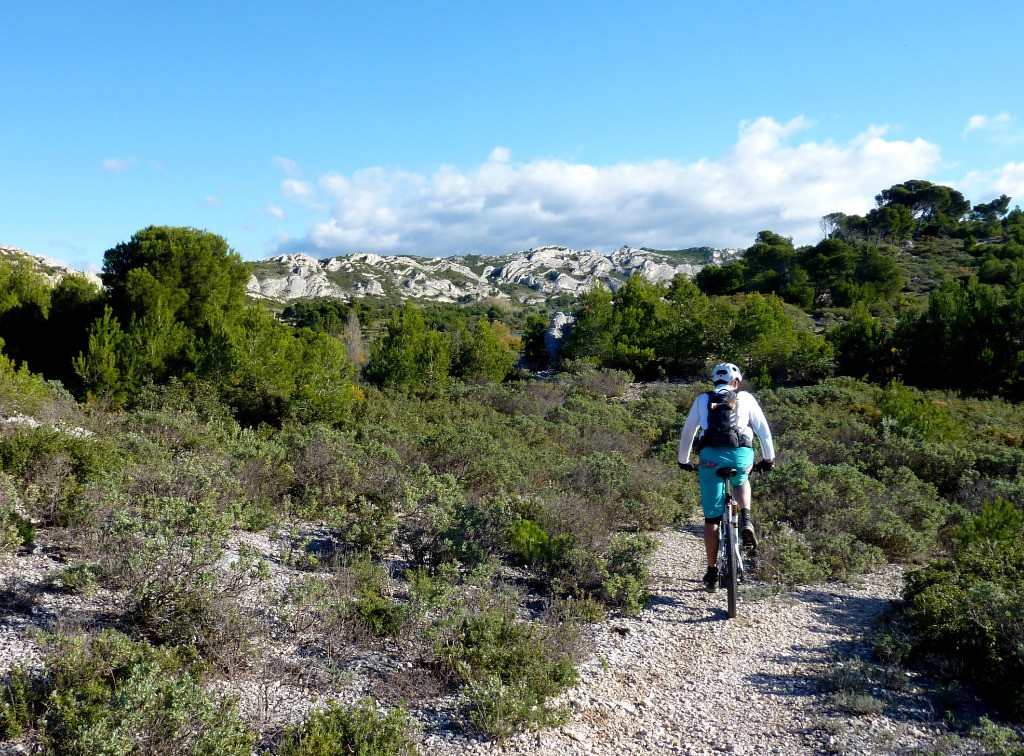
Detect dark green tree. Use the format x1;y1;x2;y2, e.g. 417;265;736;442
800;238;857;304
743;231;797;296
875;180;970;236
72;306;127;402
694;260;747;296
662;276;721;375
0;257;51;372
95;226;249;386
866;203;915;243
521;314;551;370
102;225;249;333
454;317;520;383
827;302;895;380
560;285;615;366
608;275;667;376
42;275;105;391
364;300;451;392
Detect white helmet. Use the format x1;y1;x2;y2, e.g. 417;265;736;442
711;362;742;384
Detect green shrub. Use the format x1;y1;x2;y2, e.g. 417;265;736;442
757;454;954;578
98;496;263;668
831;691;885;716
897;500;1024;721
348;556;410;639
0;426;119;526
465;675;568;739
878;380;958;442
0;348;56;416
756;522;822;584
507;519;572;571
958;497;1023;548
282;556;409;647
431;593;578;738
969;716;1024;755
561;367;634;398
48;562;103;596
598;533;655;614
0;630;254;755
230;429;294;529
399;468;517;570
0;472;34;551
279;699;417;756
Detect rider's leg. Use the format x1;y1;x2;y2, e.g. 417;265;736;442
704;520;719;568
697;450;729;588
733;479;751;513
734;477;758;549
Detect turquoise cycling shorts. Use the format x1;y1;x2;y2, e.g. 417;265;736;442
697;446;754;520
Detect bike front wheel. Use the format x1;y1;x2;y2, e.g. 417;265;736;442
724;518;739;618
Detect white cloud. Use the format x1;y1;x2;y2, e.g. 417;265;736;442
273;156;302;177
959;161;1024;205
205;195;222;207
995;162;1024;202
964;112;1014;136
102;157;138;173
266;203;286;219
963;113;1022;147
275;117;944;257
281;178;316;201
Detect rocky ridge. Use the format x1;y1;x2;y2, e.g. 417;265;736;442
0;243;743;307
0;246;102;288
246;245;743;304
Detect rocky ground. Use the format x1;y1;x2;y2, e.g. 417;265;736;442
0;523;1007;755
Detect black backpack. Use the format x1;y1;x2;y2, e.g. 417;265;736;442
698;389;742;449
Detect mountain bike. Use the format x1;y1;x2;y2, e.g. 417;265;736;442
685;463;765;618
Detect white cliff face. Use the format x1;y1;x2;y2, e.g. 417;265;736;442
246;244;738;304
248;255;346;300
545;312;576;359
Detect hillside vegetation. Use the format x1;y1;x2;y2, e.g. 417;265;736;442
1;179;1023;752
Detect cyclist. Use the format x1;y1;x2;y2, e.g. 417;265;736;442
678;363;776;592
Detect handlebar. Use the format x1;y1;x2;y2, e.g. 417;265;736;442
678;461;775;473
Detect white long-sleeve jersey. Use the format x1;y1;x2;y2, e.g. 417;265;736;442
677;388;776;463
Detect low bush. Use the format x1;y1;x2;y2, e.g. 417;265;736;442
0;472;34;552
281;555;410;651
0;630;254;754
97;496;265;669
47;562;103;596
401;470;515;569
893;499;1024;721
430;590;578;738
750;522;822;585
0;425;119;526
279;699;417;756
756;453;953;580
348;556;411;639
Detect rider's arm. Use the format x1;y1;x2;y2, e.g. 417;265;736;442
745;395;776;461
677;394;706;464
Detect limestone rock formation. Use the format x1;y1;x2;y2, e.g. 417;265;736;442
247;245;741;304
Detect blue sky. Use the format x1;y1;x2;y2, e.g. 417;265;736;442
3;1;1023;272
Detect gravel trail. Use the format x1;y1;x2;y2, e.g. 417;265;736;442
420;524;965;756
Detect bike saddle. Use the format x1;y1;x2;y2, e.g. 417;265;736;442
716;467;739;478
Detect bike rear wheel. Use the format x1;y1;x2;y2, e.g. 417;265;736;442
724;517;739;618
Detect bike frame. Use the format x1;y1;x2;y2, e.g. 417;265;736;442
716;467;744;618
